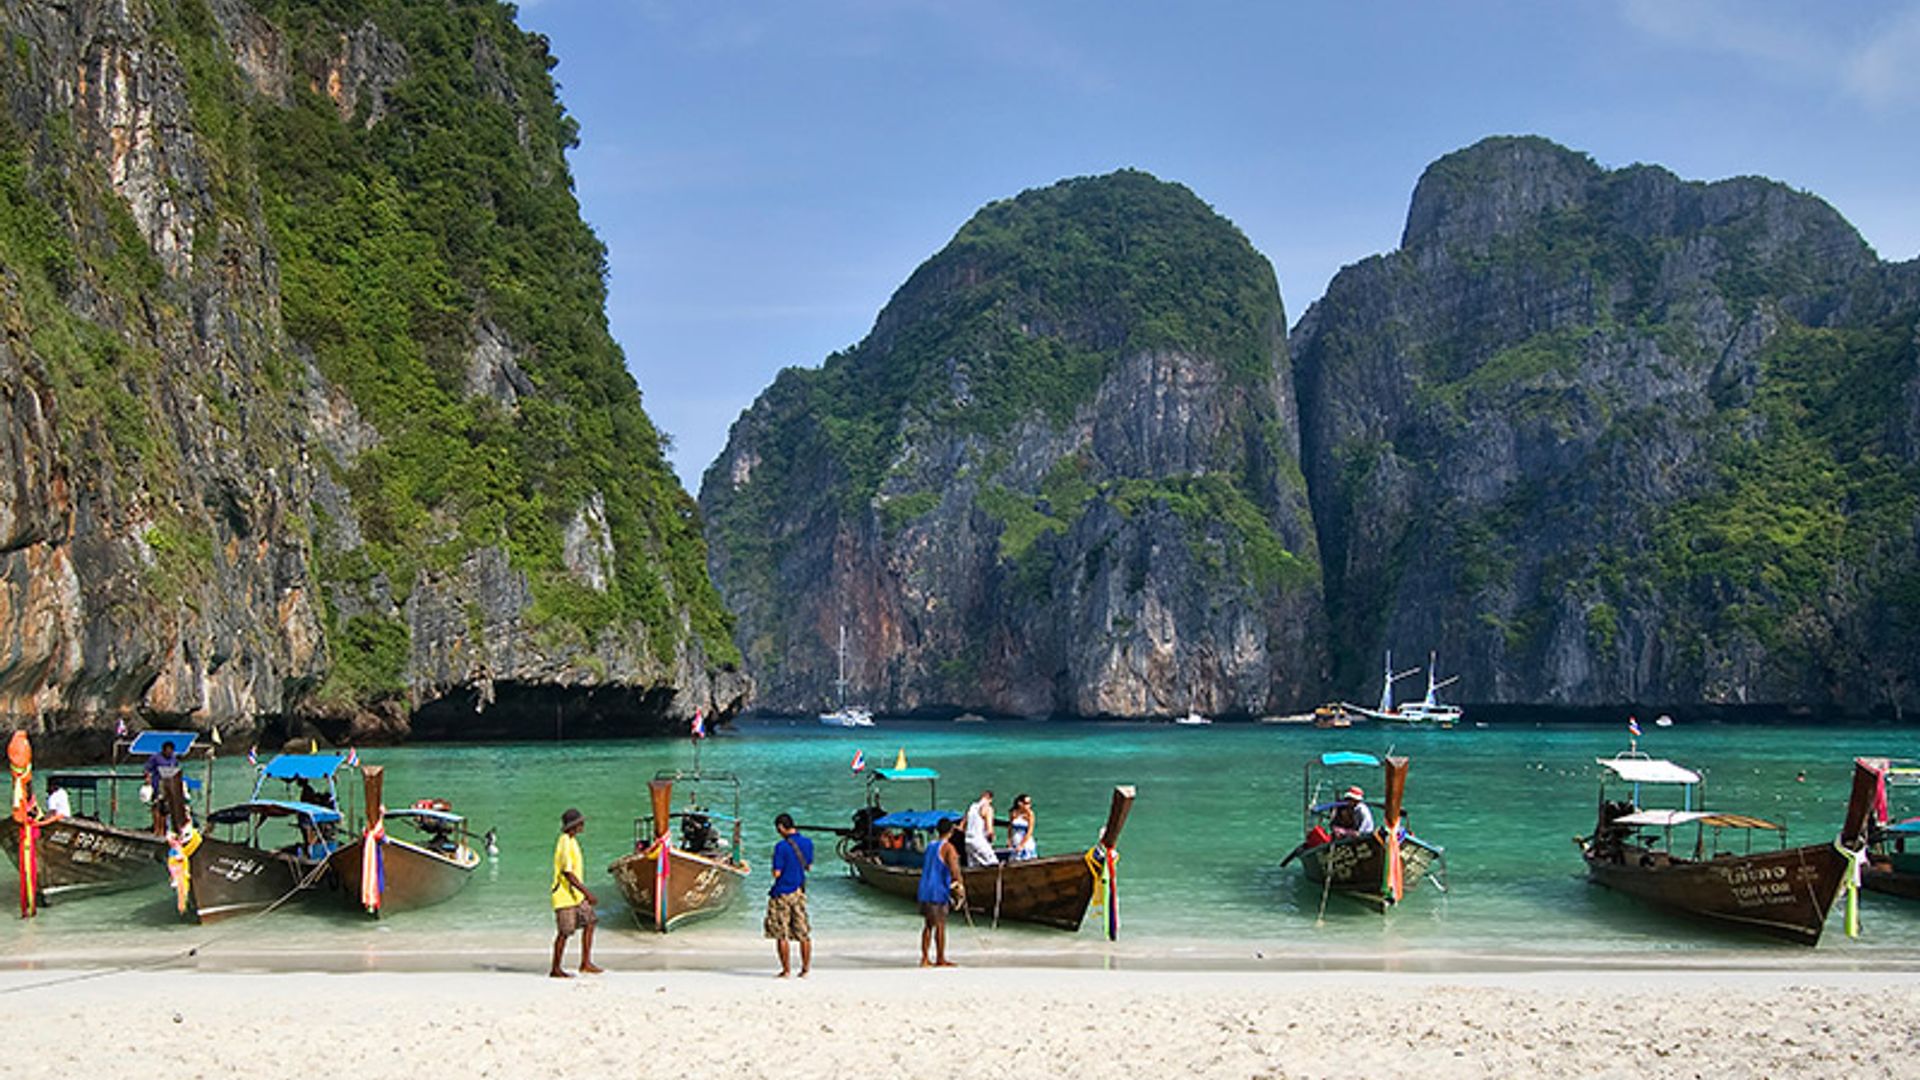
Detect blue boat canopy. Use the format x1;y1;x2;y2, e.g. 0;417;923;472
1319;751;1381;768
208;800;343;825
1886;818;1920;836
872;809;961;830
259;753;346;781
128;731;199;756
874;767;940;781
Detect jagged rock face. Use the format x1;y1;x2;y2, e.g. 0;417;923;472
0;0;744;752
1293;136;1920;715
703;171;1325;718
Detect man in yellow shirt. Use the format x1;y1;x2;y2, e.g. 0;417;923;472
550;807;603;978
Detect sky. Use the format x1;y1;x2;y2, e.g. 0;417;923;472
510;0;1920;491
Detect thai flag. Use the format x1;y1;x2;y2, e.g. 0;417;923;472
851;749;865;773
1628;716;1642;737
247;745;258;767
346;747;359;768
691;709;707;740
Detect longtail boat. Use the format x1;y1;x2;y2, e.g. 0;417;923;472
607;771;750;931
1279;751;1443;911
329;765;479;916
2;730;215;903
836;764;1135;936
1859;757;1920;901
1578;752;1876;945
174;752;350;923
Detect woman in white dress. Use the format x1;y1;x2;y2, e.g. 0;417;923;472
1007;794;1037;861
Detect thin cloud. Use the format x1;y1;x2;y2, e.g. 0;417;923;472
1620;0;1920;109
1846;7;1920;107
618;0;1109;94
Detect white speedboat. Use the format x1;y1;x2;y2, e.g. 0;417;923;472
1173;711;1212;726
819;707;875;728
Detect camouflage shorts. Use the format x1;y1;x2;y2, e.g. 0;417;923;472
554;900;596;936
764;890;810;941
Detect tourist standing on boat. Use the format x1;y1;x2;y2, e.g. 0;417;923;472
549;807;603;979
962;790;997;866
767;813;814;978
1008;794;1037;861
144;741;178;833
918;817;963;966
1331;786;1374;838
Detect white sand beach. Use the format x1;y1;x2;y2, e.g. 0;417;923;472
5;965;1915;1080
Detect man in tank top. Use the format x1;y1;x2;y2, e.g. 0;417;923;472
917;817;964;967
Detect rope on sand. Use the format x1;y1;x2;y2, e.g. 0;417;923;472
0;852;338;997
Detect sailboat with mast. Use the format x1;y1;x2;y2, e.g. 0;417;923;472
818;623;875;728
1341;651;1464;727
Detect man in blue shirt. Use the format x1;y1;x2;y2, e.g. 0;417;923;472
766;813;814;977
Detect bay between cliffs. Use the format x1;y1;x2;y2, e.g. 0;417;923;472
6;719;1919;970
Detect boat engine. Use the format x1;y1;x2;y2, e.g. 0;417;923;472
850;804;884;852
1591;799;1637;860
680;812;717;853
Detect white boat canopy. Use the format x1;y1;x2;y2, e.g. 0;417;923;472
1614;809;1711;827
1614;809;1783;830
1596;757;1701;785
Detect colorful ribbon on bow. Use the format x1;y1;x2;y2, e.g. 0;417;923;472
167;826;202;915
635;833;672;929
653;836;671;928
1084;844;1120;940
11;732;38;918
361;815;388;913
17;818;39;918
1384;819;1406;906
1838;839;1867;939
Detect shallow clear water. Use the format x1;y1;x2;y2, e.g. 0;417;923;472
6;719;1918;968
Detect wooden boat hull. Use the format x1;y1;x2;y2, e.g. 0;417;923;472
331;837;479;916
1583;842;1849;945
608;846;748;931
185;834;328;923
844;850;1103;931
1;816;168;897
1863;851;1920;901
1297;832;1439;907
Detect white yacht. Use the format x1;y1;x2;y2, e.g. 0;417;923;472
1343;650;1463;727
817;624;876;728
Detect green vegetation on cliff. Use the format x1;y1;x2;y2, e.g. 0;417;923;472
239;0;736;695
2;0;737;719
1655;320;1919;642
702;169;1322;712
774;171;1289;506
1303;135;1920;705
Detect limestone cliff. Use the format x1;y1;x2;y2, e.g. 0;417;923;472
1292;136;1920;715
0;0;744;752
702;171;1324;718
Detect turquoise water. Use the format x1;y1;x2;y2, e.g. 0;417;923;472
6;719;1919;967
